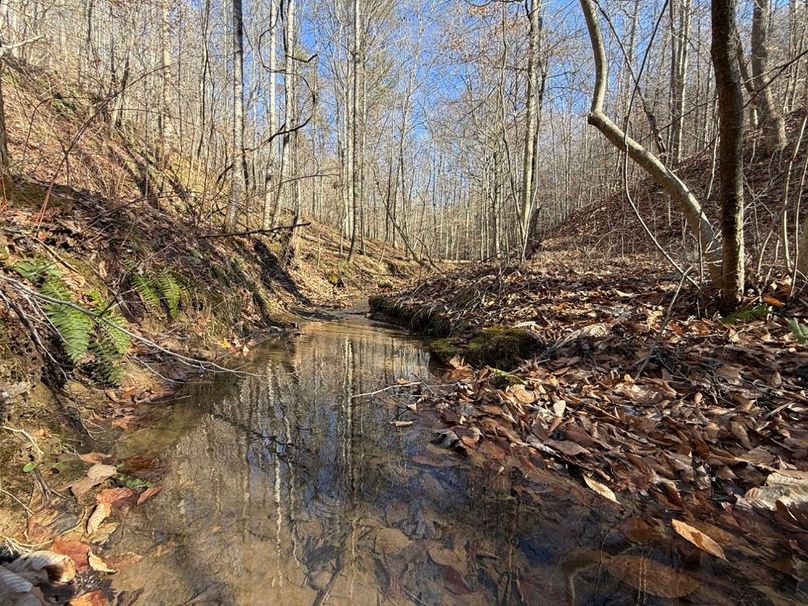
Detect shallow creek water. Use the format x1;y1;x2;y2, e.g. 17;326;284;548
105;319;791;605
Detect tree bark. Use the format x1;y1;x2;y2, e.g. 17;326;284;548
750;0;787;154
347;0;361;262
272;0;296;228
712;0;746;309
0;62;11;206
226;0;247;229
668;0;692;166
519;0;540;261
578;0;723;281
262;0;279;229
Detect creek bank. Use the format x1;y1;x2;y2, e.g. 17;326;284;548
370;257;808;600
0;208;422;606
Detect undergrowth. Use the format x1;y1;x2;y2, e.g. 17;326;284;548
14;258;131;385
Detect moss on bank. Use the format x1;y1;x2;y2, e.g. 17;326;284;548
464;327;540;369
371;296;541;370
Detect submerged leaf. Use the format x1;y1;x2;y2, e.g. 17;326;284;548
672;520;727;560
584;475;619;504
88;552;117;574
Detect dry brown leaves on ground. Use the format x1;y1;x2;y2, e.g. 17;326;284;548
378;258;808;586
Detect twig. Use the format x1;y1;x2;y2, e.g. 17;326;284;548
197;222;311;240
0;485;34;516
634;266;692;380
2;426;44;459
350;381;421;400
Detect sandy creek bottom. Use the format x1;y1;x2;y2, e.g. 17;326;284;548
104;319;793;605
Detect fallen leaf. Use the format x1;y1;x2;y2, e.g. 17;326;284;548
672;520;727;560
69;590;109;606
584;475;619;504
6;550;76;583
374;527;412;554
86;502;111;536
78;452;113;465
546;439;590;457
390;420;414;428
87;522;119;545
111;415;138;432
510;384;536;405
97;487;135;510
103;552;142;570
88;552;117;574
71;464;117;499
50;538;90;572
137;486;162;505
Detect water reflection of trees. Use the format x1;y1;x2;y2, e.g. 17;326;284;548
117;323;457;604
113;323;798;606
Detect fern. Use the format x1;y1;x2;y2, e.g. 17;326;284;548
15;258;131;383
91;327;128;385
156;271;182;320
133;270;185;320
132;274;161;311
789;318;808;344
14;258;50;282
88;290;132;385
40;269;93;365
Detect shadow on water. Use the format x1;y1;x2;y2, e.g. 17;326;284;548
108;321;795;606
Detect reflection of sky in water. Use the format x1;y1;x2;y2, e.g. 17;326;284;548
109;321;797;606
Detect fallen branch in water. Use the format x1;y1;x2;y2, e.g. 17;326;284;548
197;222;311;240
350;381;422;399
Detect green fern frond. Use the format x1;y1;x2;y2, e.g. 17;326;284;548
133;270;186;321
90;298;131;385
155;271;182;320
789;318;808;344
32;268;93;365
91;330;127;385
14;258;49;283
132;273;161;311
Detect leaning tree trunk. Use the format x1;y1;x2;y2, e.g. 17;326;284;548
577;0;723;282
750;0;787;154
712;0;746;310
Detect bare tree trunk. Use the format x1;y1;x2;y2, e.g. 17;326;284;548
751;0;787;154
262;0;278;229
0;62;11;206
347;0;361;262
159;0;172;159
272;0;296;228
712;0;746;309
519;0;540;261
668;0;692;166
578;0;723;282
226;0;246;229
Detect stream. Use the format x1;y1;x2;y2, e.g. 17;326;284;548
104;317;789;605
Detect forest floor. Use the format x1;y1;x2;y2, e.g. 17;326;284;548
371;252;808;600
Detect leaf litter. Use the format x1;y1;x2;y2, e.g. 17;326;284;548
373;259;808;599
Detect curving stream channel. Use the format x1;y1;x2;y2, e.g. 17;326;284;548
105;317;790;605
